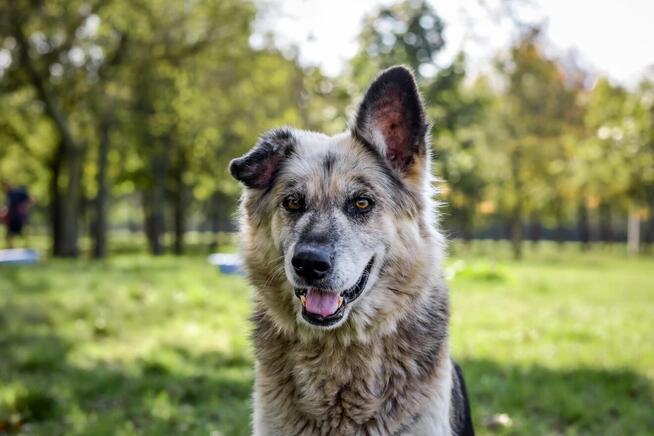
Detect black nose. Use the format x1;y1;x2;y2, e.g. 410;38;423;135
292;247;332;281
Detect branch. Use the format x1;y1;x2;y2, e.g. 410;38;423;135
96;30;129;82
39;0;112;66
11;9;81;153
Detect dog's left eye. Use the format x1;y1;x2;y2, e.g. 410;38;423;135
352;196;373;212
282;195;304;212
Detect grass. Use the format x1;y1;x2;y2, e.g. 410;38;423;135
1;242;653;435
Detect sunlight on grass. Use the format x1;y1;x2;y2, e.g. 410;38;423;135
0;255;252;435
1;244;653;435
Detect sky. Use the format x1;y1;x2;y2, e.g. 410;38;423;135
257;0;654;86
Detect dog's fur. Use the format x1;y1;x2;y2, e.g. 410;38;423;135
230;66;474;435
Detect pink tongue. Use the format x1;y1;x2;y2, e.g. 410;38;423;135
305;289;340;317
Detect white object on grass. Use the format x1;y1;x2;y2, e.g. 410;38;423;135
0;248;40;265
208;253;244;275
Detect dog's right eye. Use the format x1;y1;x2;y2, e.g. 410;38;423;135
282;195;304;212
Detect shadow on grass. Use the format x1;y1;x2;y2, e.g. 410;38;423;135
4;345;653;435
2;310;651;435
0;330;253;435
459;358;654;435
0;268;54;294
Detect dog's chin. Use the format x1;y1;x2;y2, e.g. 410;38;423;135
293;257;375;330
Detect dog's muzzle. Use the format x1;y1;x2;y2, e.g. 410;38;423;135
294;257;374;327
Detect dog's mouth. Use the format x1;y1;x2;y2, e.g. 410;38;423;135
294;257;374;327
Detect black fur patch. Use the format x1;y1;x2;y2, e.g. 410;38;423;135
353;65;428;174
229;128;296;189
452;361;475;436
323;152;337;176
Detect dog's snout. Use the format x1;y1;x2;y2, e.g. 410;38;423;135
292;247;332;281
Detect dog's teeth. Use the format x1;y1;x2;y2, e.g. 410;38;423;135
338;296;344;307
300;295;307;306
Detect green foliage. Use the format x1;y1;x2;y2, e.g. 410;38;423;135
489;28;582;214
349;1;488;239
0;0;346;255
582;76;654;206
0;0;653;256
351;0;445;83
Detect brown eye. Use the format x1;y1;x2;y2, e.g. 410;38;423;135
283;195;304;212
354;197;371;211
346;195;374;217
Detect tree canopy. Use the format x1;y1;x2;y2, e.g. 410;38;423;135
1;0;652;258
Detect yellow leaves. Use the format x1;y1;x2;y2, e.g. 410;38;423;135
586;196;600;209
479;200;496;215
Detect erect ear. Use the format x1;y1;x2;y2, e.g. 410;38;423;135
353;66;428;174
229;128;295;189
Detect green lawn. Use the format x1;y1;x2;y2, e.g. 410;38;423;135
1;243;653;435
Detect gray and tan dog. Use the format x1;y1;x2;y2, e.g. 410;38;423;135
230;66;474;435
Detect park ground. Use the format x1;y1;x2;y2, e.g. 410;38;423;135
1;241;653;435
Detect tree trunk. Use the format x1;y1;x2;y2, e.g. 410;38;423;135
171;148;187;256
59;147;83;257
172;200;184;255
627;210;641;255
49;142;82;257
134;76;167;256
510;212;523;259
143;192;154;254
644;192;654;252
528;214;542;248
598;201;613;243
146;152;166;255
554;204;566;245
509;149;523;259
49;140;65;256
14;20;81;257
92;112;111;259
577;201;590;251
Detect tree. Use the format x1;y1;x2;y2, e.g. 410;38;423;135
351;0;445;85
490;28;581;258
0;0;134;256
350;0;487;239
0;0;283;256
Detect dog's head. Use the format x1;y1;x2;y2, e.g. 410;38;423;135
230;66;443;340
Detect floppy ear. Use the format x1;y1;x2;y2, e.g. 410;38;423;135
229;129;295;189
353;66;428;174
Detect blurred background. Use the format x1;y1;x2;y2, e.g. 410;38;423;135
0;0;652;434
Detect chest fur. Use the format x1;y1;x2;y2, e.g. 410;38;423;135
290;344;385;425
256;337;446;435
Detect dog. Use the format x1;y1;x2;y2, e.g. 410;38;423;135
229;66;474;435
